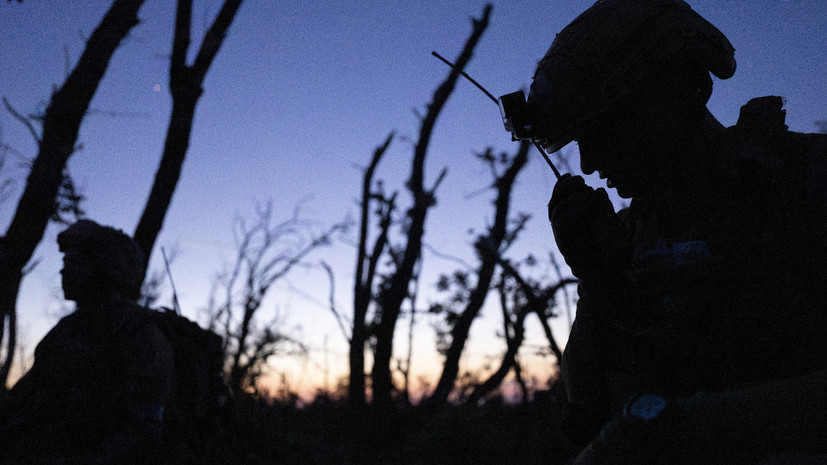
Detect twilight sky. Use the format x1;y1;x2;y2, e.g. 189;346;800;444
2;0;826;395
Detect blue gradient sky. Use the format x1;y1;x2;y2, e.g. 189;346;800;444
2;0;826;394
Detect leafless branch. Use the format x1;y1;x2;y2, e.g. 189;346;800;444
349;132;395;405
2;97;41;144
372;2;493;408
321;260;351;343
133;0;244;271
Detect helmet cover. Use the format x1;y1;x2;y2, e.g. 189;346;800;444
58;219;145;300
528;0;736;152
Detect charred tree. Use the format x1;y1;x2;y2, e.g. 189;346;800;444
468;258;576;404
368;4;493;407
428;141;530;406
350;132;396;407
370;4;492;407
133;0;243;273
467;276;530;405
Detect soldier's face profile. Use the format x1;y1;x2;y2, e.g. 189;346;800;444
61;247;100;302
576;115;656;198
575;100;692;199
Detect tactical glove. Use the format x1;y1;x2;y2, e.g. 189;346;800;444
548;174;630;279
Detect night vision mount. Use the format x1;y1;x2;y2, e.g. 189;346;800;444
432;51;561;179
497;90;537;142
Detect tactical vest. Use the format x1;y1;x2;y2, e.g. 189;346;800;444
610;96;827;397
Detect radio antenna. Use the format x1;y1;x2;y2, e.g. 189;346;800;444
533;142;562;179
431;51;498;104
431;51;562;179
161;246;181;315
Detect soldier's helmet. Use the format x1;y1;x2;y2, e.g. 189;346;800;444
58;220;145;301
528;0;736;153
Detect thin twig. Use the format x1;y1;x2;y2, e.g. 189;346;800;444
2;97;41;144
321;260;351;343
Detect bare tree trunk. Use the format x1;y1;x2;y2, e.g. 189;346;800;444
133;0;243;272
0;0;146;389
401;269;421;406
370;3;492;408
536;300;565;367
500;258;577;368
229;300;257;392
350;133;395;408
468;302;529;405
429;140;529;406
469;272;576;404
0;285;19;389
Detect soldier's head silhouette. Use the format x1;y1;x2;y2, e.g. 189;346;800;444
528;0;735;198
57;219;144;304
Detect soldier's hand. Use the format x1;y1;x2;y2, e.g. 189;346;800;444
548;174;630;279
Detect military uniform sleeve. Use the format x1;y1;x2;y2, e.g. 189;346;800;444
561;276;632;446
559;206;636;445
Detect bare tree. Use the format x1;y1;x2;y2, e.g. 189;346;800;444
133;0;244;273
467;257;576;405
347;5;493;407
0;0;147;390
423;141;580;406
350;132;396;407
204;201;348;395
397;259;423;406
427;141;530;406
367;3;493;408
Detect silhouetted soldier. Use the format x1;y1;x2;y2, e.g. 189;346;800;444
1;220;174;464
524;0;827;463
